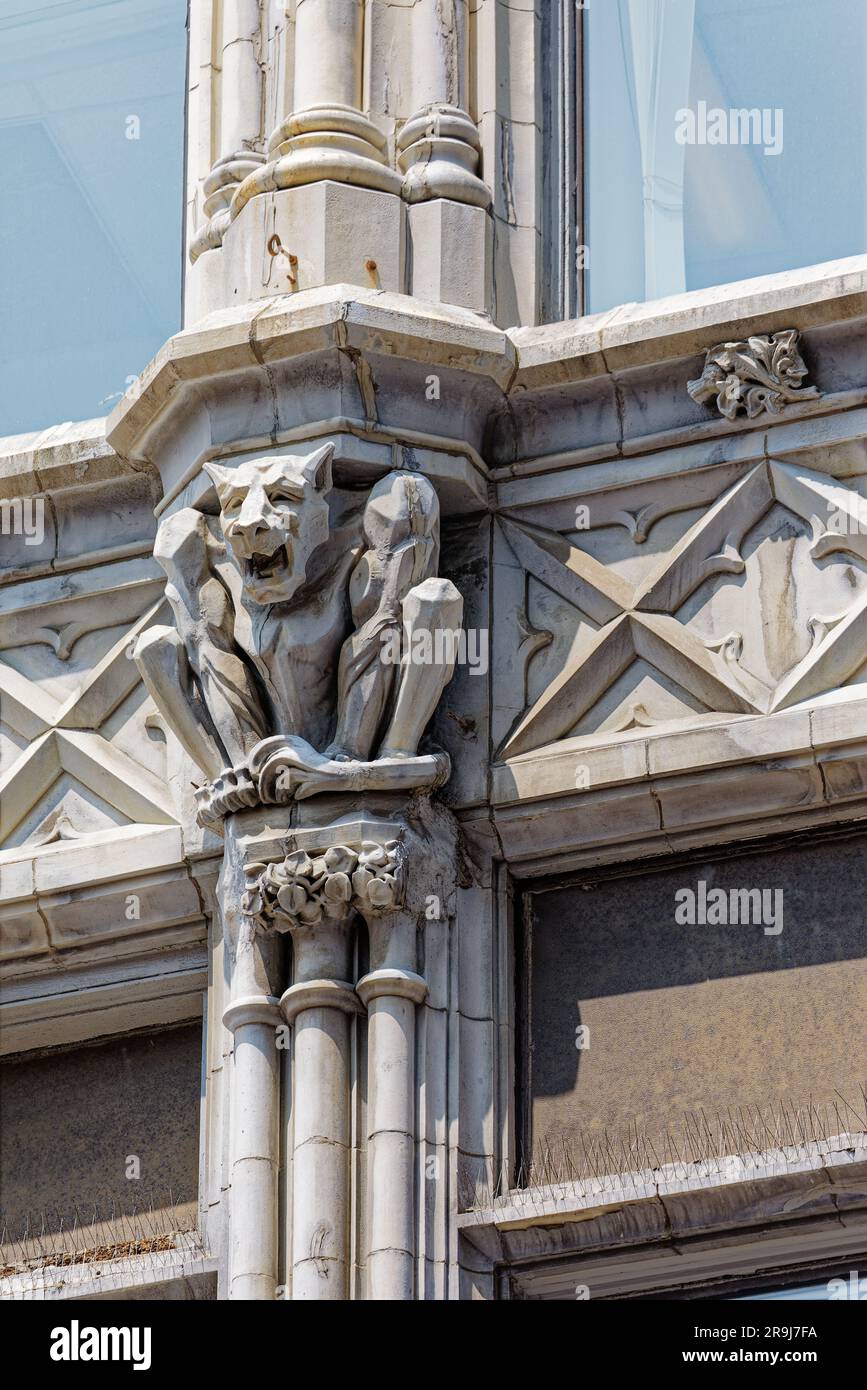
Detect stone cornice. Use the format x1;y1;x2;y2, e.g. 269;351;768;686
509;255;867;385
6;262;859;484
106;286;516;463
103;260;867;501
0;420;158;499
459;1150;867;1298
473;686;867;878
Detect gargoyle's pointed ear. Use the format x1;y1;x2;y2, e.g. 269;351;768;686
299;442;334;494
202;461;234;498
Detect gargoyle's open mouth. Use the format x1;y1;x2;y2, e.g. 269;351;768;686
246;545;289;583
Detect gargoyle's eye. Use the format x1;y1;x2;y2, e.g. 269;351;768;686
268;491;300;506
222;497;242;514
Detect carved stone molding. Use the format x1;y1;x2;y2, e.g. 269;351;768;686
279;978;363;1025
231;105;402;221
688;329;819;419
189;151;267;263
195;740;450;827
397;105;491;209
356;967;428;1007
231;796;457;945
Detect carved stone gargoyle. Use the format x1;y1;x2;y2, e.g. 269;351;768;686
133;445;464;824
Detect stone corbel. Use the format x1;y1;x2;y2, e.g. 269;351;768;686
195;739;451;827
129;423;467;1300
243;840;405;929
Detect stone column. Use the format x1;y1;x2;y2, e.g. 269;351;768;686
397;0;492;313
235;0;398;210
245;834;380;1300
356;906;428;1300
221;0;403;303
222;995;281;1300
220;814;282;1301
351;806;457;1299
189;0;265;264
277;867;361;1300
293;0;363;116
242;806;455;1301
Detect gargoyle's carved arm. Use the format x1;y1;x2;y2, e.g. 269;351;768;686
328;471;463;762
134;507;270;778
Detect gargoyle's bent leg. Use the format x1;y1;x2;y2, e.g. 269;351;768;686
328;617;398;760
190;586;270;766
379;577;464;758
135;625;225;781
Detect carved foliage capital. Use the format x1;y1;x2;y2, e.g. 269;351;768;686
242;840;405;931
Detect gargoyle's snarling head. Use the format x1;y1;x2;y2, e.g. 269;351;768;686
204;445;333;604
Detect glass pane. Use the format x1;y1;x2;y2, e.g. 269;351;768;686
0;0;187;437
585;0;867;314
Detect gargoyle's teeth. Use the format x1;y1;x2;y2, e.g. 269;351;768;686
247;546;287;579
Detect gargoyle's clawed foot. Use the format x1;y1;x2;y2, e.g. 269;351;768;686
195;761;259;826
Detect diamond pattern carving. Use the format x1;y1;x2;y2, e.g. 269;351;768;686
0;592;176;849
498;460;867;758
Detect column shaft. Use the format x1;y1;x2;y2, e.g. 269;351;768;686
293;0;364;110
291;1004;353;1298
228;1014;280;1299
365;993;418;1298
281;920;360;1301
221;815;283;1301
357;943;428;1301
411;0;470;112
219;0;263;160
